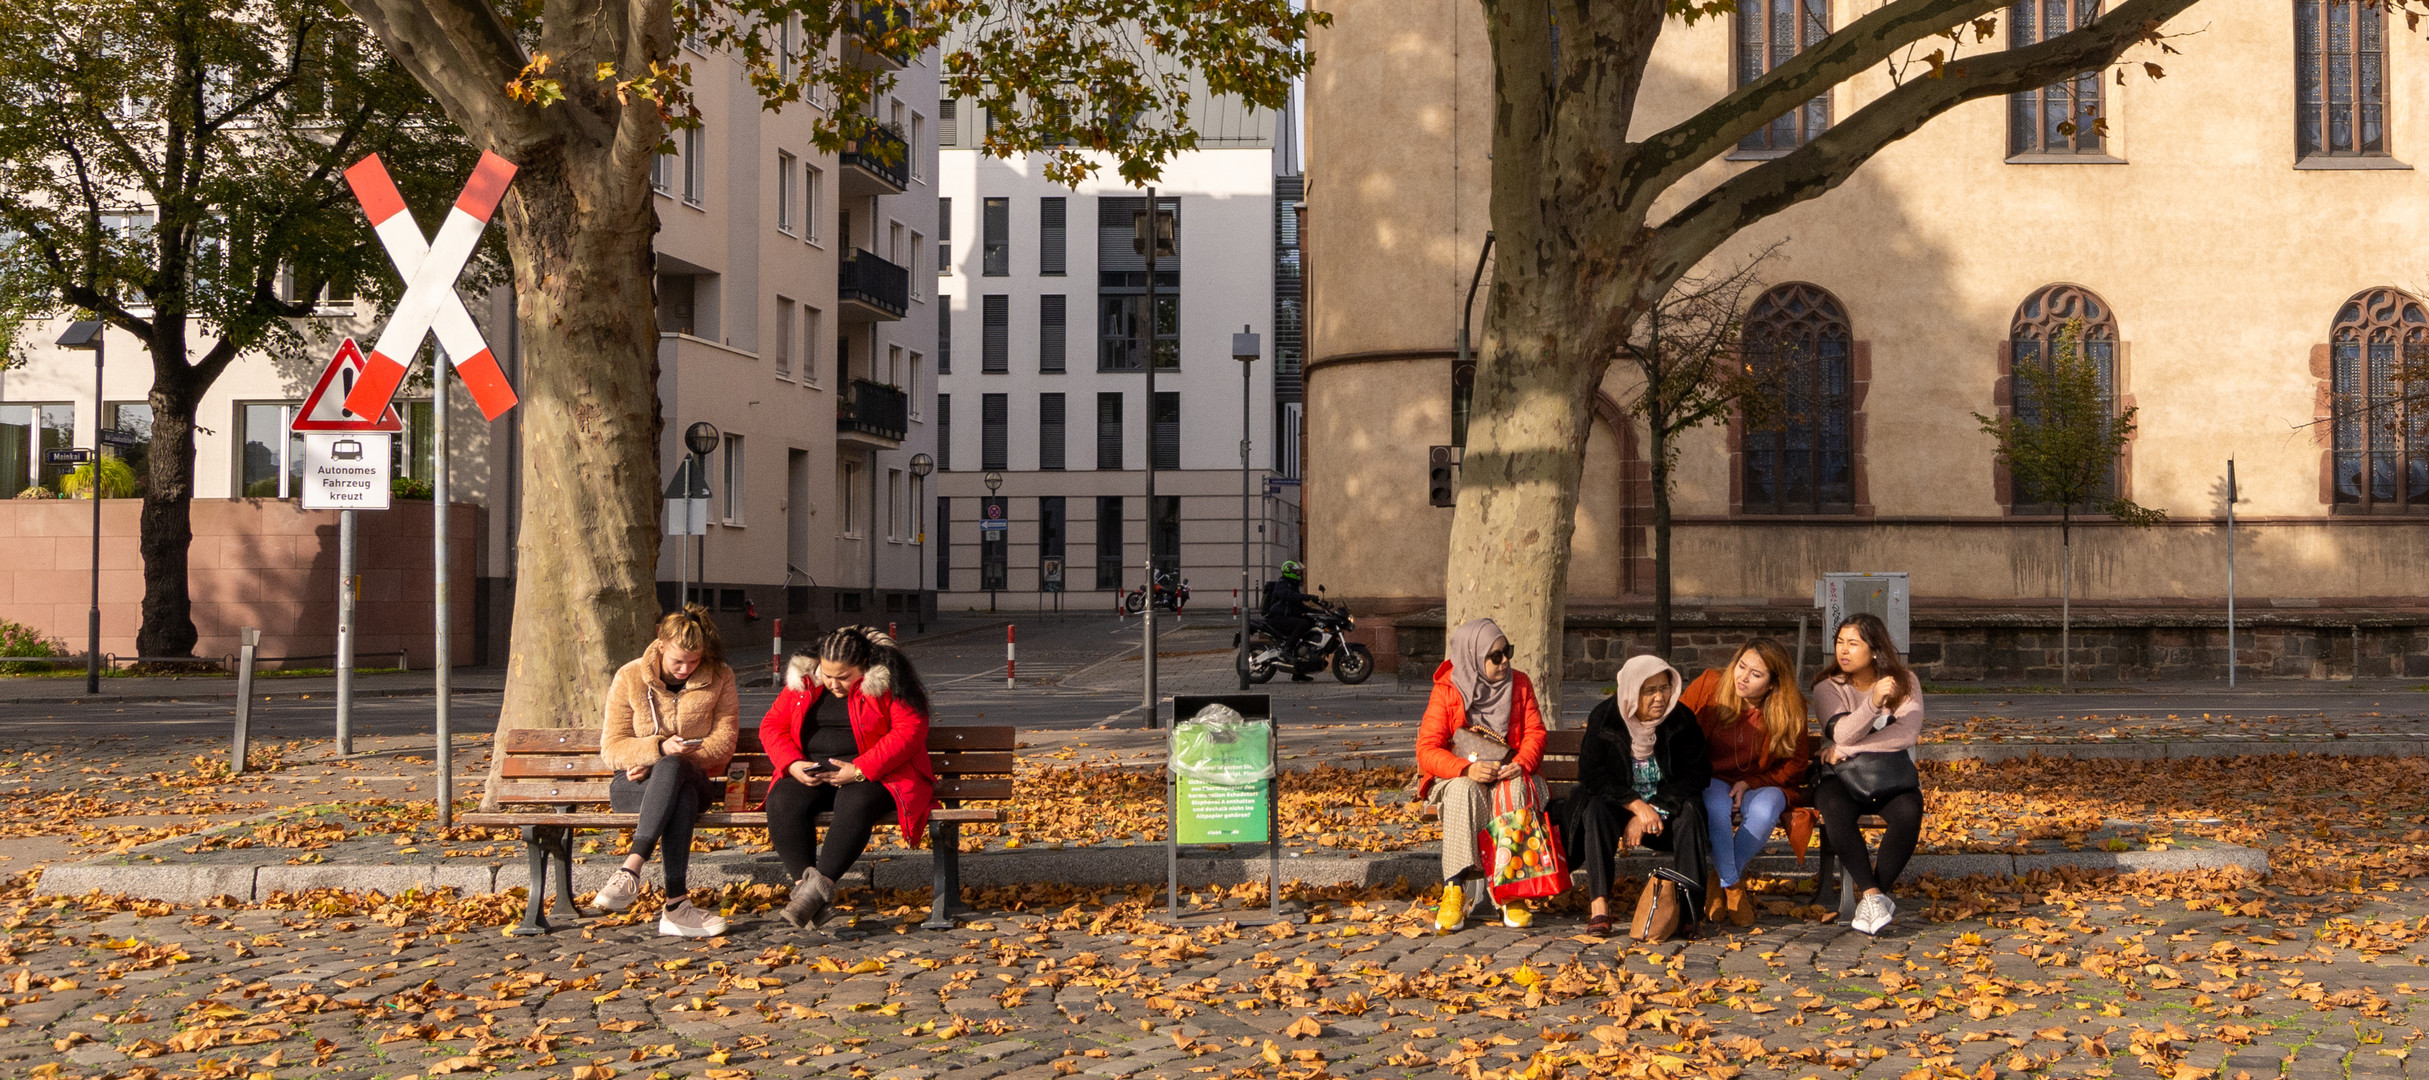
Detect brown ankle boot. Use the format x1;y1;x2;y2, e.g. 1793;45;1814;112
1703;872;1725;922
1727;883;1756;926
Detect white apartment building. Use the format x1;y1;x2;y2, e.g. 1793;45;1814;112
934;93;1303;613
0;30;940;661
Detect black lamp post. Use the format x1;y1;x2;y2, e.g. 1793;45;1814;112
1232;326;1259;690
56;321;105;694
983;470;1003;613
909;453;934;632
683;421;720;606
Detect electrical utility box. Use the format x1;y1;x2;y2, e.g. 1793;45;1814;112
1814;572;1911;654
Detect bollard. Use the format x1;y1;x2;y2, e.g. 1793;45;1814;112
232;627;260;775
888;621;897;641
771;618;784;678
1007;624;1016;687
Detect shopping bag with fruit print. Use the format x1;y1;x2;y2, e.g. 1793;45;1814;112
1480;772;1568;904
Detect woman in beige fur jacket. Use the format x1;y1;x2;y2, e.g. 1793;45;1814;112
589;605;740;937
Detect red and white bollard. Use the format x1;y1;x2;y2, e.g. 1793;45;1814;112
888;621;898;641
1006;624;1017;687
771;618;784;678
1231;589;1239;617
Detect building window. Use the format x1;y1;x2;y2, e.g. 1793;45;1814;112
1097;392;1124;470
938;302;951;373
682;125;706;205
1740;283;1854;514
982;294;1009;372
1040;294;1066;372
2298;0;2389;158
777;151;797;233
1096;196;1179;371
981;392;1008;470
1151;494;1180;578
721;434;746;524
1735;0;1831;151
888;468;904;541
937;394;951;470
803;306;823;386
840;458;862;538
0;404;75;498
909;351;924;418
237;402;302;498
652;146;675;194
937;197;951;274
940;99;958;147
1096;495;1124;589
775;296;795;379
1039;496;1066;592
2009;0;2105;156
910;232;925;298
2331;287;2429;510
935;496;951;589
982;197;1009;275
1040;392;1066;470
101;401;154;488
2008;283;2121;511
806;166;824;244
910;112;925;180
1151;391;1180;470
1040;196;1066;276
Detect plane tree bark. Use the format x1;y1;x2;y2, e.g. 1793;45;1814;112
1450;0;2203;722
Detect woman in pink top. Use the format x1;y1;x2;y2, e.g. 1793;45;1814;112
1808;613;1925;935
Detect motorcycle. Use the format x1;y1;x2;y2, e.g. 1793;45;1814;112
1119;570;1190;615
1237;588;1375;685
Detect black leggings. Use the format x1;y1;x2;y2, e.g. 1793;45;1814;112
1560;794;1711;920
1812;776;1925;895
608;758;706;896
765;775;894;881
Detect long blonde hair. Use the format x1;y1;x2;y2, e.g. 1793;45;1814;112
1713;638;1807;761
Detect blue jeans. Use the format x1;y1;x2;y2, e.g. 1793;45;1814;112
1703;779;1790;888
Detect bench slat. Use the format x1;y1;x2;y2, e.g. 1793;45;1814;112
498;750;1015;780
458;807;1007;829
499;725;1018;756
494;776;1016;804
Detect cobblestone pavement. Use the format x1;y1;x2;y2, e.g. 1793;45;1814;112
4;869;2427;1080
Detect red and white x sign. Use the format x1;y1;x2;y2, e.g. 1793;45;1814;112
340;151;520;422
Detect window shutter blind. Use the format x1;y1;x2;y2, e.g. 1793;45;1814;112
1040;197;1066;275
982;295;1008;372
1039;393;1065;470
1040;295;1066;372
1096;392;1123;470
981;393;1008;470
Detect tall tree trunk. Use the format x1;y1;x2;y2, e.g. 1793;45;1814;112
135;336;205;660
484;138;665;803
1648;416;1673;658
1446;326;1610;729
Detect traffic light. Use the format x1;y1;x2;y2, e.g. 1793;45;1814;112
1428;445;1458;507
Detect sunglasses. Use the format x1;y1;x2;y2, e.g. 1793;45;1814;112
1483;648;1510;664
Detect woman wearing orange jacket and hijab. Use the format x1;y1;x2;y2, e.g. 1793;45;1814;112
1414;618;1546;931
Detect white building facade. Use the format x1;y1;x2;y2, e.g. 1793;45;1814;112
0;32;941;661
934;96;1302;613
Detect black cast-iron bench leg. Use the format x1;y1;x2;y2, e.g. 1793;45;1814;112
514;825;560;936
922;821;963;930
550;827;579;919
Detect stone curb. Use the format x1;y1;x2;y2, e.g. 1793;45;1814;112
1916;736;2429;761
33;841;2267;903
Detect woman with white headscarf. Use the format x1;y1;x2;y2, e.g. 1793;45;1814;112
1554;654;1714;941
1414;618;1546;932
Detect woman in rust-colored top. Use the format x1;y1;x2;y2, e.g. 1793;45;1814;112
1678;638;1813;926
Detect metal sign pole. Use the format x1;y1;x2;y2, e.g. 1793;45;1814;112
336;508;356;756
2226;459;2237;689
1142;185;1159;729
433;351;453;829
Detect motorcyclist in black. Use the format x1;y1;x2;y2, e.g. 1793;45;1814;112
1262;561;1323;682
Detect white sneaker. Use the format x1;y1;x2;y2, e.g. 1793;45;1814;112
590;867;641;913
1851;893;1896;935
659;899;729;938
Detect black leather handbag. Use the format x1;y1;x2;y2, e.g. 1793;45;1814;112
1820;710;1920;802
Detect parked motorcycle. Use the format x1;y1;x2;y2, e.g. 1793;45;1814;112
1236;588;1374;685
1119;570;1190;615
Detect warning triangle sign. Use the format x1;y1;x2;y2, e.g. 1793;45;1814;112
292;338;406;432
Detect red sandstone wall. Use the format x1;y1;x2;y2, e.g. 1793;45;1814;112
0;499;481;668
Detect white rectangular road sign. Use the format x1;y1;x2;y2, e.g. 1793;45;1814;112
301;433;393;510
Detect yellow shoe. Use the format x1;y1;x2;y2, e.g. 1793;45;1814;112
1501;899;1532;928
1436;883;1466;932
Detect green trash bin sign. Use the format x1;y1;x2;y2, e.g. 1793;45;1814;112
1170;708;1274;845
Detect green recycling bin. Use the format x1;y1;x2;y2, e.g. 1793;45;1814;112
1170;706;1275;845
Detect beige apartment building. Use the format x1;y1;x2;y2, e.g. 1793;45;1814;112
0;31;939;665
1305;0;2429;680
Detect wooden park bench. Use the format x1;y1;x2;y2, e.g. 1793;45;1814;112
1423;729;1885;916
463;725;1014;935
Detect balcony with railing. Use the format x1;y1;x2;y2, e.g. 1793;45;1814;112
838;248;909;321
844;2;914;70
840;123;909;193
836;378;908;445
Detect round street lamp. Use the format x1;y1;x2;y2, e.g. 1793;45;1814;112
683;421;721;458
908;453;934;478
983;470;1003;493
